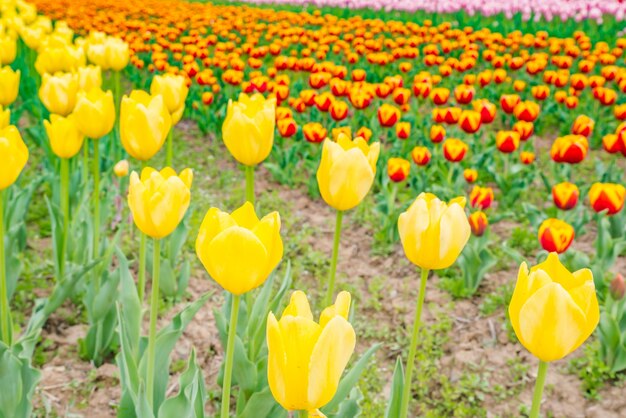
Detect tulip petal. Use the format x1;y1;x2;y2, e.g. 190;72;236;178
326;148;374;211
319;291;351;327
231;201;260;229
438;202;471;268
267;313;288;409
282;291;313;320
531;252;581;289
252;212;283;280
509;267;552;337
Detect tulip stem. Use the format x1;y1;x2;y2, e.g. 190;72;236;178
221;294;241;418
60;157;70;282
529;361;548;418
324;210;343;307
114;70;122;162
166;129;173;167
0;190;10;345
82;142;89;184
138;233;146;302
399;267;429;418
92;139;100;258
298;411;308;418
146;238;161;409
245;165;255;205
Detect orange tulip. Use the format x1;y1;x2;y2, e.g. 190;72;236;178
513;121;534;141
303;122;327;143
329;100;348;121
496;131;520;153
443;139;468;163
552;182;579;210
377;104;401;127
513;101;540;122
571;115;594;138
468;211;488;237
411;146;431;166
430;125;445;143
458;110;481;134
538;218;575;254
387;158;410;182
531;85;550;101
589;183;626;215
430;87;450;105
454;85;474;104
396;122;410;140
463;168;478;183
551;135;588;164
520;151;535;165
469;186;494;210
500;94;520;114
277;118;297;138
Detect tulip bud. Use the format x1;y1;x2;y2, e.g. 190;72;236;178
463;168;478;183
377;103;401;127
150;73;189;125
430;124;446;143
395;121;410;139
552;182;579;210
610;274;625;301
520;151;535;165
411;146;431;166
0;125;29;190
469;211;488;237
303;122;327;143
538;218;575;253
44;114;84;159
496;130;521;153
0;36;17;65
589;183;626;215
39;72;79;116
0;66;20;107
443;138;468;162
114;160;129;178
469;186;494;210
73;88;115;139
387;157;410;182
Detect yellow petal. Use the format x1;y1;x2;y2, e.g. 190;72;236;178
319;291;351;327
437;202;471;269
509;267;552;339
231;201;260;229
531;252;580;290
325;148;374;211
267;313;289;410
282;291;313;320
252;211;283;280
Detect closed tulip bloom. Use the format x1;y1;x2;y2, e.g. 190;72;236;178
303;122;327;143
588;183;626;215
602;134;622;154
396;121;410;139
411;146;431;166
496;130;521;153
329;100;348;121
277;118;297;138
223;93;276;166
463;168;478;183
73;88;115;139
150;74;189;124
44;114;84;159
39;72;79;116
509;253;599;362
500;94;520;114
571;115;594;138
104;38;129;71
552;182;579;210
615;104;626;121
550;135;588;164
520;152;535;165
0;66;20;107
538;219;575;254
469;211;488;237
0;106;9;129
513;121;534;141
77;65;102;91
35;43;85;75
355;127;372;142
387;157;410;182
120;90;172;161
317;134;380;211
430;87;450;105
430;125;445;143
377;103;401;127
398;193;470;270
127;167;192;239
458;110;481;134
443;138;468;162
514;101;540;122
114;160;129;178
472;99;496;124
0;36;17;65
196;201;282;295
470;186;494;210
610;274;625;301
267;291;355;415
0;125;29;190
454;85;474;104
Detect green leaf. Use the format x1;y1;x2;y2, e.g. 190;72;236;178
0;342;41;418
385;357;405;418
237;387;279;418
158;349;206;418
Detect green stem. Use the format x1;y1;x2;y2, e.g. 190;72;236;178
166;129;173;167
0;190;9;345
324;210;344;306
146;238;161;409
245;165;255;205
138;233;147;302
221;294;241;418
92;139;100;258
60;158;70;282
399;268;429;418
83;141;89;184
114;70;122;163
529;361;549;418
298;411;308;418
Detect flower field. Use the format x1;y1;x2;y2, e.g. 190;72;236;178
1;0;626;416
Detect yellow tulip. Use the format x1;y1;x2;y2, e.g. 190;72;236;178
398;192;470;270
104;37;129;71
127;167;192;239
150;74;188;122
120;90;171;161
267;291;356;416
34;41;84;74
39;72;78;116
0;106;9;129
0;66;20;107
195;201;283;295
0;125;29;190
73;88;115;139
316;133;380;211
222;93;276;166
77;65;102;91
509;252;599;362
43;114;84;159
17;26;43;50
114;160;129;178
0;35;16;65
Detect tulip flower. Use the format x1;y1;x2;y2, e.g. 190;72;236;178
463;168;478;183
588;183;626;215
500;94;520;114
398;193;469;418
514;101;540;122
0;106;9;129
317;133;379;304
277;118;297;138
430;87;450;105
454;85;474;104
0;66;20;107
552;182;579;210
73;88;115;139
610;274;625;301
267;291;355;417
496;131;520;153
39;72;79;116
329;100;348;121
223;93;276;203
430;124;445;143
355;127;372;142
443;138;468;163
303;122;327;144
151;74;190;165
472;99;496;124
377;103;401;127
550;135;588;164
114;160;129;178
0;36;16;65
538;218;575;253
520;151;535;165
513;121;534;141
388;157;410;182
77;65;102;92
571;115;594;138
469;211;488;237
120;90;172;161
602;134;621;154
196;201;283;418
0;124;28;343
509;253;598;417
396;121;410;139
469;186;494;210
458;110;481;134
411;146;431;166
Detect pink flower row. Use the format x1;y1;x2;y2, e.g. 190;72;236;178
241;0;626;22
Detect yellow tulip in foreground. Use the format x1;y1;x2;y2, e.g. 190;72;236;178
0;66;20;107
127;167;192;239
317;133;380;211
44;114;84;159
120;90;171;161
0;125;29;190
222;93;276;167
397;192;470;418
398;193;471;270
509;252;599;418
195;201;283;295
73;88;115;139
267;291;356;417
39;72;78;116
